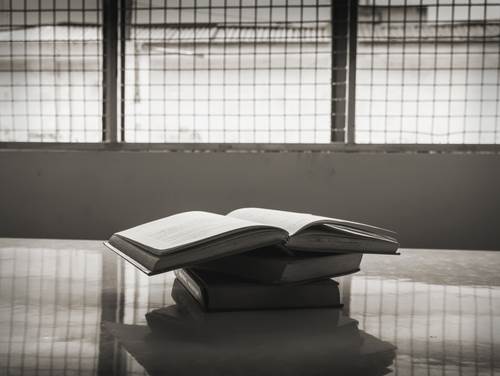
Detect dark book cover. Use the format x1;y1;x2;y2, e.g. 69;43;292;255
174;268;342;311
195;246;363;284
146;279;350;338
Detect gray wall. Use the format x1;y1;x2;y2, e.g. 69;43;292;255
1;150;499;250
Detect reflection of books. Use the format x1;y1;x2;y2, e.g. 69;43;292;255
104;208;398;275
194;246;363;284
173;268;342;311
104;303;396;376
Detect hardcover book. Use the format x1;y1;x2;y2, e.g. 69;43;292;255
173;268;342;311
148;278;356;342
104;207;398;275
195;246;363;284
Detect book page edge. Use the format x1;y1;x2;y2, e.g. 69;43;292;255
103;241;153;275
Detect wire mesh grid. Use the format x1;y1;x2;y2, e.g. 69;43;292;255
114;250;500;376
345;250;500;376
0;0;499;145
348;275;500;375
355;0;500;144
120;0;332;143
0;246;102;375
1;243;499;375
0;0;103;142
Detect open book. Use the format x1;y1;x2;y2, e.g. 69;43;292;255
104;208;399;275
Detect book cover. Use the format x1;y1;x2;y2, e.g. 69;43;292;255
195;246;363;284
174;268;342;311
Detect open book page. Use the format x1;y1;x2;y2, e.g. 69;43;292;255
227;208;395;237
227;208;323;235
324;224;398;243
116;211;271;254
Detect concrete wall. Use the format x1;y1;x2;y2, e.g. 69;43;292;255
1;149;499;250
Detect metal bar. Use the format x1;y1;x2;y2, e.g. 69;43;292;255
341;276;353;316
331;0;349;142
102;0;119;143
2;142;500;154
346;0;358;145
119;0;127;141
97;245;124;375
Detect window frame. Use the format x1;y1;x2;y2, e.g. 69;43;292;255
1;0;499;153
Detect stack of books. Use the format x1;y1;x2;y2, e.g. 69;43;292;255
105;207;399;311
104;209;398;373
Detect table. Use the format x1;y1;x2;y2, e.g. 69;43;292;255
0;238;499;375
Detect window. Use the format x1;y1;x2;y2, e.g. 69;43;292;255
356;0;500;144
0;0;498;146
122;0;332;143
0;0;103;142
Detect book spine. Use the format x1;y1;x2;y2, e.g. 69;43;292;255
174;269;205;307
195;254;285;284
107;236;159;273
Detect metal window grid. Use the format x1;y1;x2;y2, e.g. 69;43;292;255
101;250;500;375
0;0;499;147
356;0;500;144
0;0;103;142
0;246;102;375
118;0;334;143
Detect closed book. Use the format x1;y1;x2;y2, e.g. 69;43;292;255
148;280;356;344
166;278;343;327
195;246;363;284
174;268;342;311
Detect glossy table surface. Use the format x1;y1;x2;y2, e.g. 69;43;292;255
0;238;499;376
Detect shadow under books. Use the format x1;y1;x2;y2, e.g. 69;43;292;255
104;282;396;376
